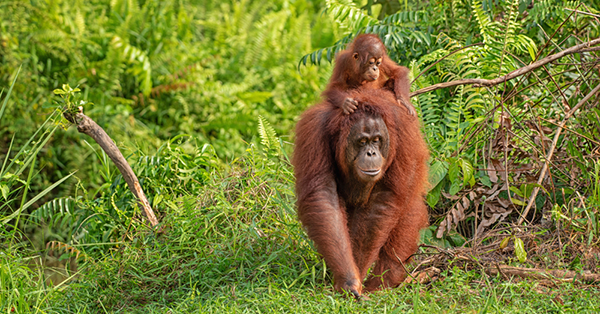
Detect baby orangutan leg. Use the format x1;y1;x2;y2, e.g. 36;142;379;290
397;97;416;116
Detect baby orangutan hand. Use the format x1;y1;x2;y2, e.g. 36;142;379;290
342;97;358;115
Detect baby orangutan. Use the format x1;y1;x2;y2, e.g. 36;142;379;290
323;34;416;117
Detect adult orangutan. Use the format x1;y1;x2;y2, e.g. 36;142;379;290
293;87;429;299
323;34;416;116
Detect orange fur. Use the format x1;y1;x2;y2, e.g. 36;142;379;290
293;87;429;294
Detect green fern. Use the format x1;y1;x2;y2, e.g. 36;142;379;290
444;85;465;151
526;0;581;26
325;0;377;31
111;36;153;96
30;197;78;232
299;4;435;68
472;0;498;46
258;115;280;156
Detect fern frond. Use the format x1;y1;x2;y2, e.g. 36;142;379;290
246;9;291;65
47;240;86;260
298;34;355;68
325;0;377;30
30;197;77;225
418;92;442;133
445;85;465;142
472;0;493;45
380;10;428;25
111;36;153;96
503;0;520;48
74;8;86;37
258;115;280;155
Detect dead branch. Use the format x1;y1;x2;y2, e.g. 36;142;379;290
404;267;441;284
565;8;600;19
486;265;600;284
410;37;600;97
517;84;600;224
64;110;159;227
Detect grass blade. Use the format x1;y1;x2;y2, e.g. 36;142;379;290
0;171;76;226
0;66;21;121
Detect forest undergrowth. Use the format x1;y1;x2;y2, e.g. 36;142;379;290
1;0;600;312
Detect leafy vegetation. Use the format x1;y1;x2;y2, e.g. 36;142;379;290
304;0;600;243
1;0;599;312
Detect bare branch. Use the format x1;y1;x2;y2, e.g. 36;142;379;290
410;37;600;97
64;110;159;227
486;265;600;283
565;8;600;19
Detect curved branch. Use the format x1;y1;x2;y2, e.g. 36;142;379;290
64;110;159;227
410;37;600;97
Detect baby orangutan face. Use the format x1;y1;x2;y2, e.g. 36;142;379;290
354;54;382;83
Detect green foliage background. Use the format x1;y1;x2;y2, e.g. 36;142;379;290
1;0;600;312
0;0;334;196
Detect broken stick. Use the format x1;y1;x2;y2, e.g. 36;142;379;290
64;109;159;227
486;265;600;284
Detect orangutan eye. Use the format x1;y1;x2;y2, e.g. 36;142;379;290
373;137;380;143
360;138;367;146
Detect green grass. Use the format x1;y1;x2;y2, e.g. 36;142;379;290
2;146;598;313
8;244;600;313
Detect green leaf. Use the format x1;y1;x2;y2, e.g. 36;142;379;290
2;172;16;180
448;159;460;184
479;173;492;188
153;194;164;207
509;186;523;197
527;44;536;61
449;179;461;195
460;158;474;187
428;160;448;189
426;181;443;207
237;92;273;104
523;182;548;197
511;198;526;206
499;236;509;249
0;66;20;121
514;237;527;263
0;184;8;200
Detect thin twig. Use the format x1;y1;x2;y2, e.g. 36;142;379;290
538;116;600;146
392;248;417;282
579;46;600;53
486;265;600;283
454;59;598;157
565;8;600;19
517;84;600;224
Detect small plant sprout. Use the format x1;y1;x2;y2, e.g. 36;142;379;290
53;84;93;128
